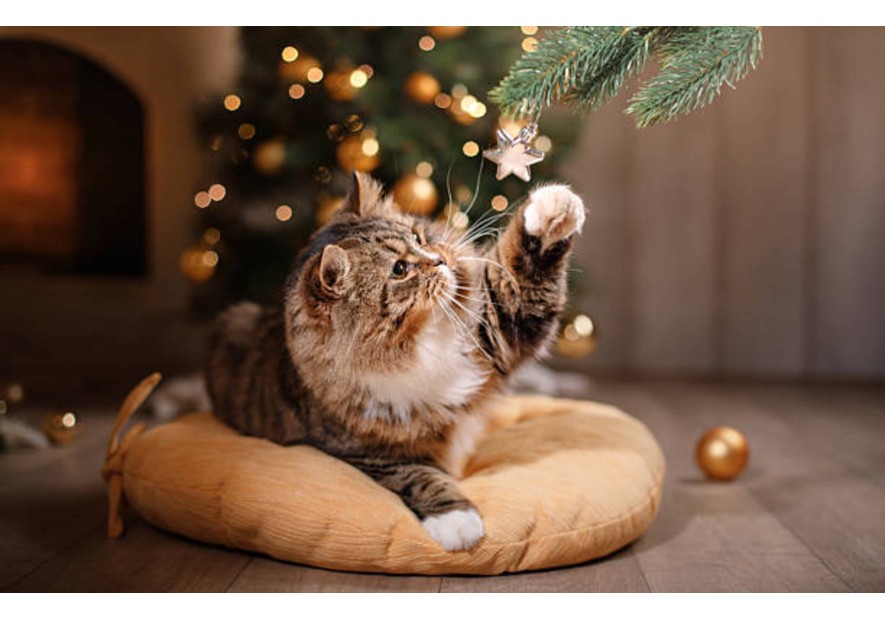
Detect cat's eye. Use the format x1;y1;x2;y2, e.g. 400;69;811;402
412;232;421;244
392;260;409;278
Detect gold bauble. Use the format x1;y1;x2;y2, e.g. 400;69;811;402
325;66;358;102
278;54;321;83
428;26;467;39
42;411;81;446
252;139;287;176
556;314;599;359
336;135;380;173
179;245;218;284
695;427;750;481
393;174;438;216
405;72;441;105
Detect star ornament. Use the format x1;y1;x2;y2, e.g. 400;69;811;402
483;124;545;182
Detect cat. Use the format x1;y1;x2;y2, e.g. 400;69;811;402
206;172;585;551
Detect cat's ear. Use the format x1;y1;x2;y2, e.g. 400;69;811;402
318;244;351;294
343;172;391;217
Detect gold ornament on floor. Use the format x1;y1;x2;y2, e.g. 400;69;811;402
179;245;219;284
695;427;750;481
405;72;441;104
393;174;438;215
42;411;82;446
336;135;380;173
556;314;598;359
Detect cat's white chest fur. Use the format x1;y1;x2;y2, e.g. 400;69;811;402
361;311;487;425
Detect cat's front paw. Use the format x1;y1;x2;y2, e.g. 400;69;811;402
421;508;485;551
523;184;586;249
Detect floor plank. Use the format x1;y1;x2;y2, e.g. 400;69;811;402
742;384;885;487
0;408;114;589
439;546;649;592
702;384;885;592
11;520;253;592
228;559;441;593
589;382;851;592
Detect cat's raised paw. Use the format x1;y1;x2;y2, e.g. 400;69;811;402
421;508;485;551
523;184;586;248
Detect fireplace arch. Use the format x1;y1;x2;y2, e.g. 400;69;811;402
0;38;146;276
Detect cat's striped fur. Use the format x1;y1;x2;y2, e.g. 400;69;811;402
207;173;585;551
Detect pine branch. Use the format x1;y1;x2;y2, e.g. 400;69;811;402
490;27;658;119
490;26;763;127
626;27;763;127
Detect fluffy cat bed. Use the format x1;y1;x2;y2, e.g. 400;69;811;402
103;374;665;575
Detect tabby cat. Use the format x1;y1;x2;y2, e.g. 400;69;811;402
206;172;585;551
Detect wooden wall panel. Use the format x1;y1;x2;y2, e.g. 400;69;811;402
628;108;718;372
719;27;811;375
565;27;885;379
813;27;885;377
563;98;634;370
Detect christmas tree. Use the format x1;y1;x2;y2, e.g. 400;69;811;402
186;27;581;314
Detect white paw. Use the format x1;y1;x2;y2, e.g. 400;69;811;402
421;508;485;551
523;184;586;246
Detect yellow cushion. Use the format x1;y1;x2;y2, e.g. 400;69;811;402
118;394;664;575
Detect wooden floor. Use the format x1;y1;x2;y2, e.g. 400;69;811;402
2;379;883;592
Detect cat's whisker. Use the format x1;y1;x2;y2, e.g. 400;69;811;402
444;291;505;352
440;160;456;244
436;299;493;362
461;156;485;218
443;292;492;332
459;256;507;271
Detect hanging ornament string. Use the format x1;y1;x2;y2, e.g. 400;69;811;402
482;122;545;182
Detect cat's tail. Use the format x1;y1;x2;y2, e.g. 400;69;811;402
145;373;211;421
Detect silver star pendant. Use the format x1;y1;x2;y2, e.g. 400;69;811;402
483;123;545;182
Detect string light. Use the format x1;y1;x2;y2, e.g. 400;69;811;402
223;94;241;111
418;36;436;51
208;184;226;201
275;205;294;222
520;26;539;35
194;191;211;208
349;68;369;88
434;93;452;109
202;250;219;267
522;37;539;52
573;314;595;337
535;135;553;152
288;84;306;99
306;67;324;83
359;64;374;78
415;161;433;178
238;123;256;140
491;195;509;211
210;135;223;151
451;84;468;98
203;228;221;245
361;138;380;156
451;211;469;229
281;46;299;62
462;141;479;157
